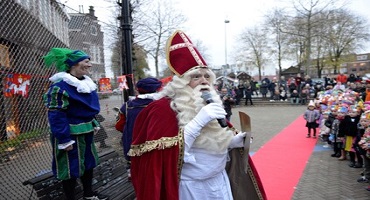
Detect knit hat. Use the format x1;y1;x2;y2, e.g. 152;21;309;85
349;105;359;113
43;48;90;72
166;30;208;77
337;106;348;113
330;105;338;112
323;110;331;115
361;111;370;119
136;77;162;94
308;100;315;108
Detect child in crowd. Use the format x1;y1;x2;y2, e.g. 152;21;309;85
335;106;348;160
343;105;361;167
303;100;320;138
358;111;370;191
319;111;332;147
279;86;288;101
329;106;341;157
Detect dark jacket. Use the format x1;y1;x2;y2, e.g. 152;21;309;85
120;97;154;160
290;92;299;99
260;82;269;94
342;115;360;137
245;87;253;99
347;73;357;83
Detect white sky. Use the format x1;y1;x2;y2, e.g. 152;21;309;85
64;0;370;78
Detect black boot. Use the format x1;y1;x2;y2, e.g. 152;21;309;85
353;162;363;168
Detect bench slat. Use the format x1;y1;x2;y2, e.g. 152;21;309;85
24;150;135;200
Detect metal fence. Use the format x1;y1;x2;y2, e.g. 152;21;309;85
0;0;123;199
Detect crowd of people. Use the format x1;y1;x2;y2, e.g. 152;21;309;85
213;72;370;193
217;72;366;107
300;75;370;192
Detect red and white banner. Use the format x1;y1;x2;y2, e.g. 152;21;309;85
117;75;129;90
4;73;31;98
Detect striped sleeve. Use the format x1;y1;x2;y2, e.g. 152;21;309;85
45;85;69;110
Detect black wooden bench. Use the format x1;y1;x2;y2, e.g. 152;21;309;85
23;149;136;200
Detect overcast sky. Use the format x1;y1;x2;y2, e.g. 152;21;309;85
64;0;370;77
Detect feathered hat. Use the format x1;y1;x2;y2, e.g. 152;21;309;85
43;48;90;72
166;30;208;77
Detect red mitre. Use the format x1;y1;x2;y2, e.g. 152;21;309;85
166;30;208;77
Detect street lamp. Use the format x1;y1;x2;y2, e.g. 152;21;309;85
224;19;230;87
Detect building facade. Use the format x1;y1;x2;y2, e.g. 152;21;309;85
68;6;105;82
306;53;370;78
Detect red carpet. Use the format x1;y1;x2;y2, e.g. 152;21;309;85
252;115;317;200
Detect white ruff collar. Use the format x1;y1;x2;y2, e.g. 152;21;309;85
49;72;97;93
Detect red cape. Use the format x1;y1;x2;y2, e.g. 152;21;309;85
129;98;181;200
129;97;266;200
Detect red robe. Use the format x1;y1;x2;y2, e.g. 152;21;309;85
129;98;181;200
129;97;266;200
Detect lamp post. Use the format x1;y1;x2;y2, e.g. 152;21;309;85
224;19;230;87
117;0;134;102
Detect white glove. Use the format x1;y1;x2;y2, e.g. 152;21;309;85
184;103;226;148
229;132;247;149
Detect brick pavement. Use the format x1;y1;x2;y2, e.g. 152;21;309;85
99;96;370;199
231;106;369;200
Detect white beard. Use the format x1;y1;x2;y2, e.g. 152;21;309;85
173;84;234;154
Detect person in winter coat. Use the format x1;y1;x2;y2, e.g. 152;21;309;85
118;77;162;179
260;80;269;100
245;86;254;106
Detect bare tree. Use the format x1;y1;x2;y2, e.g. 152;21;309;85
238;26;270;81
110;41;150;83
281;0;338;74
133;0;186;78
324;8;370;74
309;11;332;78
264;8;291;78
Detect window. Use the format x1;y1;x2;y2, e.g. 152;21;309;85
89;45;97;63
357;55;368;61
0;44;10;67
340;68;347;73
90;25;97;36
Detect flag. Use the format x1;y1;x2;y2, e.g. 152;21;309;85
117;75;129;90
4;73;31;98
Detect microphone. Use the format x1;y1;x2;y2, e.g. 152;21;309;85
201;91;228;128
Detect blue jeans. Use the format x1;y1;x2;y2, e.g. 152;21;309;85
301;98;307;105
290;98;299;104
